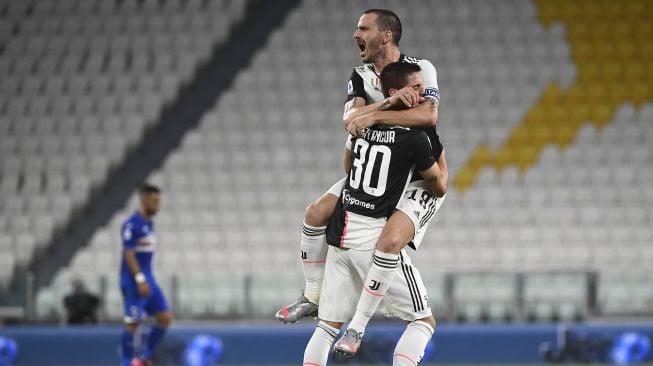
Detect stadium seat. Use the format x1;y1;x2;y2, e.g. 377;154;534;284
23;0;653;321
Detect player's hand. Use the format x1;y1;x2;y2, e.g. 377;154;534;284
138;282;151;298
388;87;423;108
346;113;375;137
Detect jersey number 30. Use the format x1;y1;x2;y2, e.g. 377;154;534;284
350;139;391;197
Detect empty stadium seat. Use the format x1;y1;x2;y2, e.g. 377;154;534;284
27;0;653;321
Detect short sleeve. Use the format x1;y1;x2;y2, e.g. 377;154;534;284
412;132;437;172
345;69;366;103
419;59;441;104
345;133;354;150
121;222;138;249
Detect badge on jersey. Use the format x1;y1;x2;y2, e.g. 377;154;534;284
122;225;132;241
373;77;380;89
347;80;354;96
423;87;440;103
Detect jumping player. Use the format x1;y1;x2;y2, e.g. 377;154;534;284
303;62;447;366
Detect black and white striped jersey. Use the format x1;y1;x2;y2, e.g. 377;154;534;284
346;54;440;105
326;126;436;248
345;54;444;167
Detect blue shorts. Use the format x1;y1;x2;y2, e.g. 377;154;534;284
121;280;169;323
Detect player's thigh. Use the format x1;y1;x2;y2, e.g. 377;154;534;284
121;285;147;324
153;310;173;327
305;177;346;227
381;252;432;321
319;246;369;323
396;183;446;250
377;210;416;254
144;281;171;320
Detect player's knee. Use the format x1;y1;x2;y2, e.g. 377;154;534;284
124;322;139;333
378;231;409;254
156;312;173;327
416;315;436;330
305;201;330;227
320;320;343;330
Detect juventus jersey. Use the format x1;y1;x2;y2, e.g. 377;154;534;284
345;54;444;165
326;126;436;248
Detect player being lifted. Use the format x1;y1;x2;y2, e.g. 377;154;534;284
303;62;448;366
276;8;445;329
119;184;172;366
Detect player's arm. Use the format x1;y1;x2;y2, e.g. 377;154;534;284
343;146;352;174
122;225;151;297
343;93;434;132
346;60;440;135
419;148;448;198
342;70;405;132
343;96;392;127
413;133;448;197
123;250;151;297
365;98;437;128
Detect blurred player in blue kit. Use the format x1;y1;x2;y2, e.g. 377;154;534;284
119;183;172;366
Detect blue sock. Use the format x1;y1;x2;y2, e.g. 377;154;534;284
121;330;135;366
142;325;168;360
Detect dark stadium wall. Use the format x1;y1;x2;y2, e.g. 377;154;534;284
2;323;652;365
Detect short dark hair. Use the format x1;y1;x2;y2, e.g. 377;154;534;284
364;9;402;45
380;62;422;98
139;183;160;195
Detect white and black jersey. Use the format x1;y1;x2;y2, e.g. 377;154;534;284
326;126;436;248
345;54;444;171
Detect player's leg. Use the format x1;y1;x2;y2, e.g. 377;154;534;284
138;283;172;364
303;320;342;366
341;185;444;344
301;190;339;303
385;252;436;365
121;322;139;366
305;246;367;365
120;286;145;366
393;317;436;366
344;211;412;336
333;247;381;357
276;178;344;323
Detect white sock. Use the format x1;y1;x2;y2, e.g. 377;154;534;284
348;250;399;333
301;222;328;304
393;320;435;366
303;321;339;366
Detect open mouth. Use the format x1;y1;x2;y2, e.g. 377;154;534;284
356;40;366;52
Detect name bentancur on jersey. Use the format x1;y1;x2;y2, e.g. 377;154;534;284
363;129;396;143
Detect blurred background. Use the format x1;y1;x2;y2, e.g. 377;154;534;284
0;0;652;365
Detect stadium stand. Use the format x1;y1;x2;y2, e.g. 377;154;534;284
1;0;650;322
0;0;247;302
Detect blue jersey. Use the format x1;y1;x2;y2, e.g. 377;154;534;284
120;212;157;285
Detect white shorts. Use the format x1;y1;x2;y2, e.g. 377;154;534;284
319;246;431;323
396;181;446;250
327;178;444;250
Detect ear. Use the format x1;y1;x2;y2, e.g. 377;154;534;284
383;31;392;44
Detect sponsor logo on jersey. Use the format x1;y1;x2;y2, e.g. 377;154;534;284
342;189;376;210
423;87;440;102
135;233;157;252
